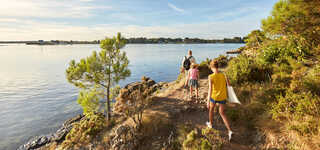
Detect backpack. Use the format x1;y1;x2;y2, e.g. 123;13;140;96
183;56;192;70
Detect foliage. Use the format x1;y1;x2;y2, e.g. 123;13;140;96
126;37;245;44
245;30;267;48
61;113;106;149
198;58;212;78
182;128;223;150
114;88;151;129
77;88;102;116
271;90;320;121
213;55;228;68
66;33;130;120
258;37;310;64
303;64;320;96
223;0;320;148
198;56;228;78
226;55;272;85
261;0;320;46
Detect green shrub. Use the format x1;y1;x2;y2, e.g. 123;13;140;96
271;91;320;121
198;58;212;78
213;55;228;68
303;64;320;95
61;113;106;149
226;55;272;85
200;139;212;150
182;130;200;150
259;37;310;65
288;119;319;136
201;128;223;150
182;128;223;150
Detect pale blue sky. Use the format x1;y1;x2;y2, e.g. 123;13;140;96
0;0;278;40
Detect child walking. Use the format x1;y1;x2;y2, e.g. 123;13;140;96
186;63;200;100
206;60;233;141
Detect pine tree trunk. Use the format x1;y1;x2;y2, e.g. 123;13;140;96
106;66;111;121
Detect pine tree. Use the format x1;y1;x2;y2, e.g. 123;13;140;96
66;33;130;120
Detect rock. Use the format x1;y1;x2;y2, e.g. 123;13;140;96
146;79;156;87
18;136;50;150
62;114;83;127
18;114;84;150
141;76;150;82
111;125;137;150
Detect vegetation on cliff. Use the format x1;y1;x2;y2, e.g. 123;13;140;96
223;0;320;149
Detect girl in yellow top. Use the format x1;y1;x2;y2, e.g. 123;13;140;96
207;60;233;141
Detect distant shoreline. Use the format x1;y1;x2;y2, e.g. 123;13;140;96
0;42;245;45
0;37;246;45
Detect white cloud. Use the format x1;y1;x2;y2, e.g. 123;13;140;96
168;3;185;13
0;0;112;18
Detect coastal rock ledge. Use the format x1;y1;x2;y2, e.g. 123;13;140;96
18;114;84;150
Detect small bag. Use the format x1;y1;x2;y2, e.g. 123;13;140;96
227;86;241;104
224;74;241;104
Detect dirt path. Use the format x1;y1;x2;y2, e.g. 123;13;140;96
136;78;258;150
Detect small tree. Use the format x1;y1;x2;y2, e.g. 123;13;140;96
114;87;151;129
66;33;130;120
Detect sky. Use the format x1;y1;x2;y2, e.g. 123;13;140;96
0;0;278;41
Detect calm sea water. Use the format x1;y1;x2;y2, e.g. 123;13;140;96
0;43;243;150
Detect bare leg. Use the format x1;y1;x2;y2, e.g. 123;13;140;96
209;102;216;126
196;87;199;99
189;86;193;99
219;104;231;131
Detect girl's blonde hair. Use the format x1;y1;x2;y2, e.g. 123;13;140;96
210;60;219;69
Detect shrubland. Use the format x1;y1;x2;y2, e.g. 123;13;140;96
222;0;320;149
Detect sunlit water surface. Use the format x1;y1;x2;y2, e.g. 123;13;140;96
0;43;243;150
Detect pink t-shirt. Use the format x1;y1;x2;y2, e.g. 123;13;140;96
188;68;199;80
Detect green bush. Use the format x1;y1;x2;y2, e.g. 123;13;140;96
198;58;212;78
271;91;320;121
289;119;319;136
61;113;106;149
259;37;310;65
213;55;228;68
226;55;272;85
182;128;223;150
303;64;320;96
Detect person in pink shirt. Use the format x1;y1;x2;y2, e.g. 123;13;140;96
186;63;200;100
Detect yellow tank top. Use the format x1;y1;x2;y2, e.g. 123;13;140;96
209;73;227;101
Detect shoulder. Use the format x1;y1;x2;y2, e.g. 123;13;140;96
208;73;214;78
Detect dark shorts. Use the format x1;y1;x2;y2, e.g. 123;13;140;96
210;98;226;104
189;79;199;88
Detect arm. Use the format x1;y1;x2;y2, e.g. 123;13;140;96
225;75;230;86
207;76;212;108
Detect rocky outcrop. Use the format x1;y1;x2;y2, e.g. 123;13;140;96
18;114;84;150
110;125;138;150
117;76;168;101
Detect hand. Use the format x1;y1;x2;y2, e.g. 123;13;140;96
207;101;210;109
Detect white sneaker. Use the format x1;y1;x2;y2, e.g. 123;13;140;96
228;130;233;141
206;121;213;128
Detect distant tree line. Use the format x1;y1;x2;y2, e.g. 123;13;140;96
125;37;245;44
0;37;245;45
